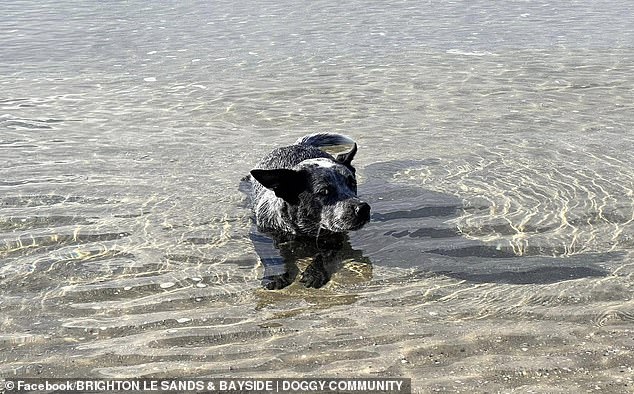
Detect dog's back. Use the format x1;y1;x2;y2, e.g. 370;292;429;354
254;133;355;170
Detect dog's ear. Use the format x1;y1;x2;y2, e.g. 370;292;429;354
250;169;308;204
335;143;357;166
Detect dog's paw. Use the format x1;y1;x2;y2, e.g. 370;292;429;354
300;267;330;289
262;273;293;290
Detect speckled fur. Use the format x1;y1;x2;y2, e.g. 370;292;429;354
248;133;370;237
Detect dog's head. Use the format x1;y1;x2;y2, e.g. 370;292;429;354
251;144;371;236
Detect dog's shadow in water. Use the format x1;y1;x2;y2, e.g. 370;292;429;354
247;160;613;289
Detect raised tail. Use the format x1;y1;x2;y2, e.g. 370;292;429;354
294;132;355;148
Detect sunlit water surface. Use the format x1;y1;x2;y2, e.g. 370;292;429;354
1;1;634;392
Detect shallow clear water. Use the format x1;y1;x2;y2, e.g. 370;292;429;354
1;1;633;392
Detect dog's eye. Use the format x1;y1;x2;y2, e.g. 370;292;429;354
319;186;332;196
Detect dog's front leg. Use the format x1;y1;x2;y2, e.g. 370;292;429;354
300;250;339;289
262;248;299;290
251;231;299;290
262;267;298;290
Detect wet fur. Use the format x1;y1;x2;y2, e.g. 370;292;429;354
245;133;371;289
249;134;369;237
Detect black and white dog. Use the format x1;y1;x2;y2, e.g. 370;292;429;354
244;133;371;289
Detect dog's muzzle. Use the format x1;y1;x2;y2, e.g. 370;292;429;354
323;199;372;233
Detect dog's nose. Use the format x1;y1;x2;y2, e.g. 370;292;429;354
355;202;371;219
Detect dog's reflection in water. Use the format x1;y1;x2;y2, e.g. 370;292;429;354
251;231;369;290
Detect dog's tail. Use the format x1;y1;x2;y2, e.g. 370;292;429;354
295;133;355;148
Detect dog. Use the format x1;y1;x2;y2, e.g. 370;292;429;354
244;133;371;289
